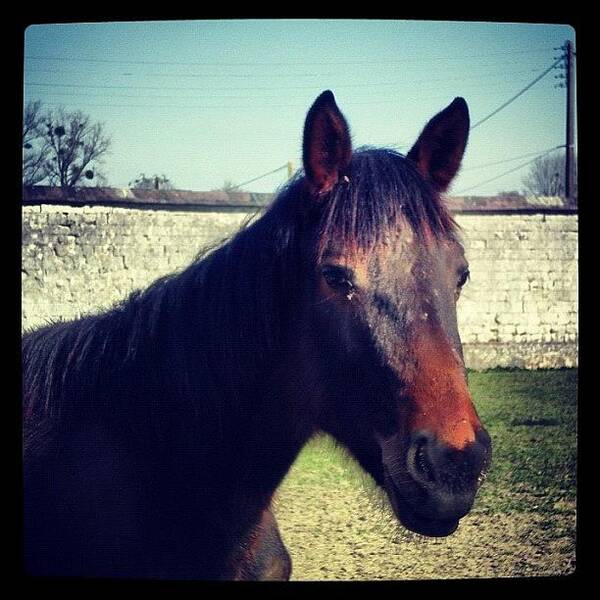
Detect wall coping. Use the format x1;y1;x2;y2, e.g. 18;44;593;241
22;186;578;215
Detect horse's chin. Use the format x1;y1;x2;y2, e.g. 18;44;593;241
383;469;460;538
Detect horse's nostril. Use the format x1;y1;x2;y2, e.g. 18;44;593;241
410;436;436;484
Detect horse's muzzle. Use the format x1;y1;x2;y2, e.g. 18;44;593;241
382;427;491;537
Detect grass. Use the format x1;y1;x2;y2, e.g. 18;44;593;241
290;369;578;517
469;369;577;516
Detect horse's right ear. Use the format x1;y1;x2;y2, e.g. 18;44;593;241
302;90;352;196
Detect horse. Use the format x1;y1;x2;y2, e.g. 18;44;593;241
22;90;492;579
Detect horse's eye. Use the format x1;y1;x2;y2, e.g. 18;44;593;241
321;265;355;293
457;269;470;288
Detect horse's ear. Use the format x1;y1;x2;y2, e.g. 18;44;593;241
303;90;352;196
407;97;470;193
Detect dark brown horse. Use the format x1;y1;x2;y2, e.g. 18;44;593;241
23;90;491;579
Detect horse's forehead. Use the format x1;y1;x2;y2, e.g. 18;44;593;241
323;225;410;262
320;220;463;282
365;226;461;270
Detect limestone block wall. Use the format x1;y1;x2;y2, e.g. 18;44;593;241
21;204;578;370
455;213;578;369
22;205;254;330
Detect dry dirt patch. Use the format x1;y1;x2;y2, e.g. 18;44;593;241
274;454;576;581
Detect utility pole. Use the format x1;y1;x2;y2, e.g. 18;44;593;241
565;40;576;206
287;161;294;180
556;40;576;206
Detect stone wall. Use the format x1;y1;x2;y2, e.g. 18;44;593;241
455;213;577;369
21;204;578;370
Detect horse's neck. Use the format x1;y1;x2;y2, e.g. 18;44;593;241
167;228;317;497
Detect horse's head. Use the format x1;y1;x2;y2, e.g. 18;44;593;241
298;91;491;537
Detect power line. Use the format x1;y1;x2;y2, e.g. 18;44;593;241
456;147;562;194
26;68;345;79
25;79;546;105
461;146;564;171
24;67;544;83
25;73;546;93
228;165;289;190
30;101;315;111
28;89;544;111
22;80;450;92
34;80;540;105
24;48;554;67
470;57;563;130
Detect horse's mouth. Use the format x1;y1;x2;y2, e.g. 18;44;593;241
392;494;459;537
383;469;460;538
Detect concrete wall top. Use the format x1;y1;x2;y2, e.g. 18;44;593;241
22;186;578;214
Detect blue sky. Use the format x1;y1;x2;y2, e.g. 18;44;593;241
23;19;576;195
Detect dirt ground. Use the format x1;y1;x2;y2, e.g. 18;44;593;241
274;460;577;581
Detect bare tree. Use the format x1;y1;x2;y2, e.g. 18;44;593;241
41;107;111;190
522;151;577;199
23;101;51;186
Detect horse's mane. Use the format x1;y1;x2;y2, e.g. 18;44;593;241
22;147;457;460
22;180;311;459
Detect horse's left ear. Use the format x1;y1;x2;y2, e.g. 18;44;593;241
303;90;353;196
407;97;470;192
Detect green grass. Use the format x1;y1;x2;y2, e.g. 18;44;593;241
469;369;577;515
291;369;577;517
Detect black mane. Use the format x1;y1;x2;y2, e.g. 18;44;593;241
23;209;298;461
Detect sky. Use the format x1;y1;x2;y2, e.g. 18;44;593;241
23;19;576;195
